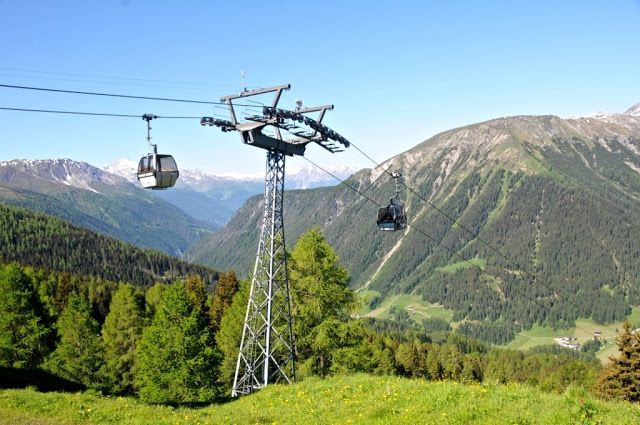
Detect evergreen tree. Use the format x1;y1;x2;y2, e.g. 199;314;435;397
89;278;118;323
215;280;250;391
44;292;104;387
54;272;75;310
137;282;219;403
290;227;355;332
289;227;357;377
593;320;640;401
145;282;167;319
0;263;52;368
209;269;240;336
101;284;146;394
184;273;208;313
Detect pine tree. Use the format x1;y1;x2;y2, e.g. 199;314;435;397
209;269;240;336
184;273;208;313
593;320;640;401
44;292;104;387
101;284;145;394
289;227;355;336
0;263;52;368
144;282;167;319
288;227;357;377
137;282;219;403
215;280;250;391
54;272;75;310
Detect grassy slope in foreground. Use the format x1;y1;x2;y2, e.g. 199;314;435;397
2;375;640;425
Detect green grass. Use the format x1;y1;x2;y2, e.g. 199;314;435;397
2;374;640;424
628;306;640;327
506;324;570;351
363;294;454;323
505;307;640;363
435;258;486;274
597;341;619;364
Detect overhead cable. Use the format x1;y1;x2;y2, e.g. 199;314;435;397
0;107;199;119
0;83;220;105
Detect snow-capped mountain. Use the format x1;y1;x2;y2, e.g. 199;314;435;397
102;158;360;226
102;158;359;190
0;158;215;256
625;101;640;117
1;158;130;193
286;163;359;189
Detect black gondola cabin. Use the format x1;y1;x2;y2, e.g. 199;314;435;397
377;204;407;231
137;154;179;190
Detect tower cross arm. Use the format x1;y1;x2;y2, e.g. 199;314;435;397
220;84;291;102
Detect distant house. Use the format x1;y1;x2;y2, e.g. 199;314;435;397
554;337;580;350
594;331;602;339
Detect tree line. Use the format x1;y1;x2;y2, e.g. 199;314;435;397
0;204;219;287
2;227;638;404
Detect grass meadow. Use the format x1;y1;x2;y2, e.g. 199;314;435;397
2;374;640;424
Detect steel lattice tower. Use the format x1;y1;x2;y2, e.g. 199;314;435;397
201;84;349;396
233;149;294;395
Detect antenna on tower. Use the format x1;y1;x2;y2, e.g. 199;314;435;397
241;70;247;92
295;99;304;111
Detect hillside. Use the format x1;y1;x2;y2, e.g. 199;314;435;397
0;159;215;256
0;204;219;286
187;107;640;332
1;374;639;424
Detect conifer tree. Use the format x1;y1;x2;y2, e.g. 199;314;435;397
101;284;145;394
137;282;219;403
0;263;52;368
593;320;640;401
184;273;208;313
289;227;355;336
289;227;357;377
215;280;250;390
54;272;75;310
209;269;240;336
44;292;104;387
145;282;166;319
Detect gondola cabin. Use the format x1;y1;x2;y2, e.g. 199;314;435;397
377;204;407;231
137;154;179;190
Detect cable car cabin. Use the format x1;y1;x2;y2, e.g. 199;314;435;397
377;204;407;231
137;154;179;190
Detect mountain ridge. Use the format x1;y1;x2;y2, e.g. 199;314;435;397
103;158;360;226
187;104;640;335
0;159;215;256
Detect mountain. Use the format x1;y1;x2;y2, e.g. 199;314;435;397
187;103;640;332
625;101;640;117
0;203;219;287
103;159;359;226
0;159;215;256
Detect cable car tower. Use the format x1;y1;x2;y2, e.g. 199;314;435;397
201;84;350;397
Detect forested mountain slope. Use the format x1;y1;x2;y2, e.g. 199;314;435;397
0;204;219;286
187;106;640;328
0;159;215;256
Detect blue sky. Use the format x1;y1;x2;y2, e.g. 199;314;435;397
1;1;639;175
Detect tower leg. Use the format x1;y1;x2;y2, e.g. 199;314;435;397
232;149;295;397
